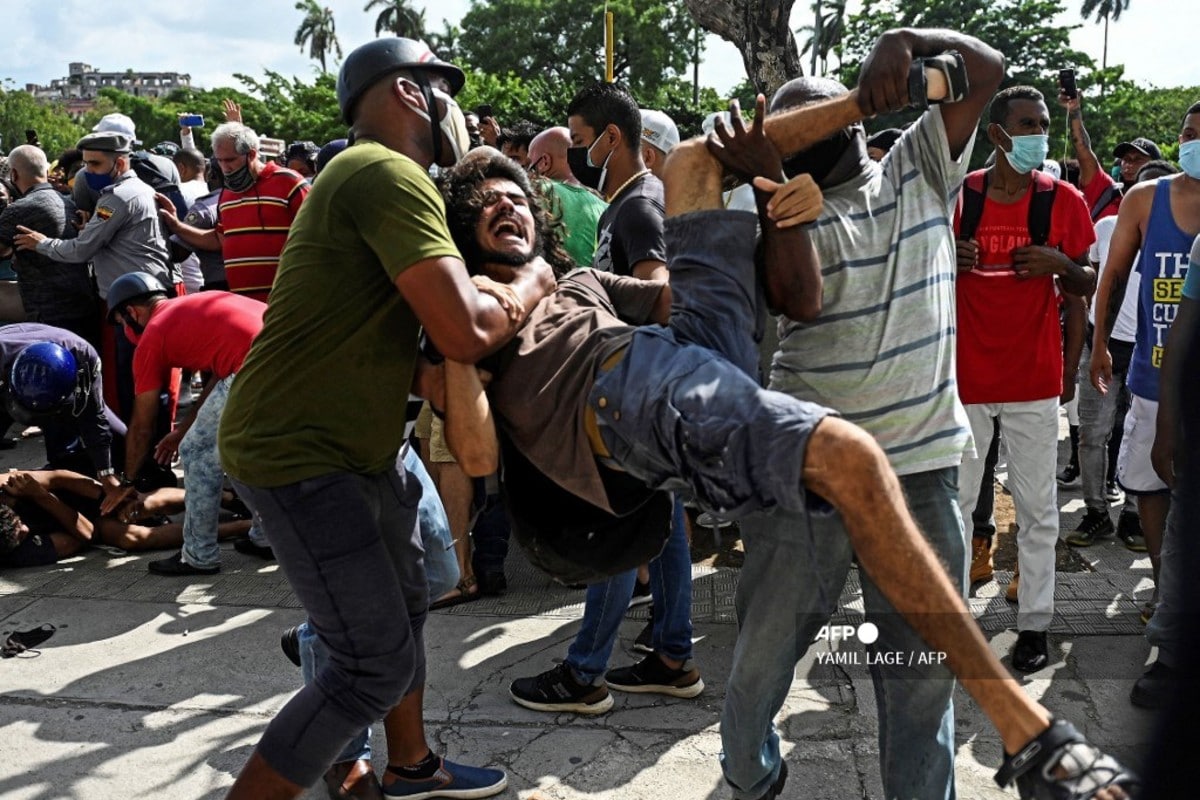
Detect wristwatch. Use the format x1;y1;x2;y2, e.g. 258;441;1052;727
97;468;115;478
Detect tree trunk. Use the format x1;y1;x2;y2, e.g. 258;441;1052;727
685;0;803;98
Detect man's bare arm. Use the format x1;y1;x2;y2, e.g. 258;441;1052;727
442;361;499;478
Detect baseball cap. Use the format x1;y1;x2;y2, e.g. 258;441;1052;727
92;113;141;146
640;109;679;153
1113;137;1162;160
76;131;134;154
1039;160;1063;180
702;111;732;137
315;138;349;176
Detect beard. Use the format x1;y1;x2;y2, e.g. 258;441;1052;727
479;247;535;267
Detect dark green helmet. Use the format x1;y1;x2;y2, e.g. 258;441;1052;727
336;38;465;124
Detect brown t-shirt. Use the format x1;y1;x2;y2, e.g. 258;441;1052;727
483;268;663;511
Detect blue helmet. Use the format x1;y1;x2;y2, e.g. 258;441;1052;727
6;342;79;423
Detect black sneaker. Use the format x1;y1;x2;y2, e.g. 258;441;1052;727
147;552;220;576
233;537;275;560
1011;630;1049;673
280;625;301;667
509;663;613;714
476;571;507;596
605;654;704;698
1117;510;1147;552
1065;508;1114;547
1130;660;1178;709
632;608;654;655
628;578;652;609
1056;462;1080;487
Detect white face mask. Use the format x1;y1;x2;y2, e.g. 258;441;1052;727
400;81;470;165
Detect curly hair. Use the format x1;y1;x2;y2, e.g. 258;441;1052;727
438;148;576;278
0;504;23;555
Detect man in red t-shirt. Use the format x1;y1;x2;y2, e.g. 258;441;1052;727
954;86;1097;674
100;275;268;576
158;122;309;303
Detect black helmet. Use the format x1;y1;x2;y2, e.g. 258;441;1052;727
336;37;465;124
106;271;169;323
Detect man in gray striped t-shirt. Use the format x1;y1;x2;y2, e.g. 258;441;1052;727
720;29;1005;800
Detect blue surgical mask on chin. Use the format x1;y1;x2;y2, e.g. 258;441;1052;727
1178;140;1200;179
1003;133;1050;175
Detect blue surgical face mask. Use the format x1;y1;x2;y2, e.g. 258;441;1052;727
83;170;114;192
1178;140;1200;180
1003;133;1050;175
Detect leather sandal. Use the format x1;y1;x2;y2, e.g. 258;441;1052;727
429;575;480;610
995;719;1140;799
324;758;383;800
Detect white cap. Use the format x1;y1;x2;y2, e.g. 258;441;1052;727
640;109;679;153
1040;160;1062;180
93;113;140;145
702;111;732;137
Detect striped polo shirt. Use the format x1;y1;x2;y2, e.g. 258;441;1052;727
217;161;309;303
770;107;975;475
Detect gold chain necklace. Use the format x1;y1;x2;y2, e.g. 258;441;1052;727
606;169;650;202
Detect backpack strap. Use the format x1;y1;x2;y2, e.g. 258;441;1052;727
958;170;988;241
1089;183;1120;222
1027;171;1058;247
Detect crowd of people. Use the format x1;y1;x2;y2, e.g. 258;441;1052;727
0;23;1195;800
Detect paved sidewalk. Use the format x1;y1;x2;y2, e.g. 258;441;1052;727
0;433;1160;799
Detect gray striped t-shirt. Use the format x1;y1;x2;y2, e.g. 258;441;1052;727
770;107;974;475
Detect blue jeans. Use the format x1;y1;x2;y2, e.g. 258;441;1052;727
297;446;456;765
721;467;965;800
591;211;830;521
178;375;264;569
566;496;692;684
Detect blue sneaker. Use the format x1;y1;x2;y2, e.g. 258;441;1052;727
383;757;507;799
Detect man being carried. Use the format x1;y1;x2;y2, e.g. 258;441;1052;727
436;91;1136;800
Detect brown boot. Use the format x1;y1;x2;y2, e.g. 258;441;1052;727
1005;565;1020;604
970;536;994;584
324;759;383;800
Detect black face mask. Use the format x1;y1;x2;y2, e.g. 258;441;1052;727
567;146;605;192
223;160;255;193
783;128;856;187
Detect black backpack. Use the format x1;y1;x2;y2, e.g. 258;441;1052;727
959;169;1058;246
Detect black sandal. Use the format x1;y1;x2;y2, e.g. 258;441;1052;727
995;719;1140;799
429;576;480;610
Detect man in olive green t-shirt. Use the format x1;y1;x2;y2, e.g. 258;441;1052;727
218;38;553;800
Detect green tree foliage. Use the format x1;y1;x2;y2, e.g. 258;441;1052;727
1072;70;1199;163
797;0;847;76
294;1;343;74
459;0;701;101
0;82;86;159
364;0;427;38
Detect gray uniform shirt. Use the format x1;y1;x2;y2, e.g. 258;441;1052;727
37;172;172;300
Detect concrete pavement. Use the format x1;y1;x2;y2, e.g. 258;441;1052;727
0;433;1161;800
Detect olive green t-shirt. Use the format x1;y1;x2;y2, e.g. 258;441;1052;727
219;141;461;487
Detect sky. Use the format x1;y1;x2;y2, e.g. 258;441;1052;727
1;0;1192;102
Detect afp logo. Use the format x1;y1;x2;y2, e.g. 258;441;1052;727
815;622;880;644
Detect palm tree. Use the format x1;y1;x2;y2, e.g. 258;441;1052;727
796;0;846;76
427;22;462;61
363;0;427;39
1080;0;1130;73
294;1;343;74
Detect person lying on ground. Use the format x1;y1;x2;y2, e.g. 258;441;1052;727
0;469;250;567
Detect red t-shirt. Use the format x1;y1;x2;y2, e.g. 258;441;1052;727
1082;170;1120;221
133;292;267;395
955;173;1095;404
216;162;309;303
